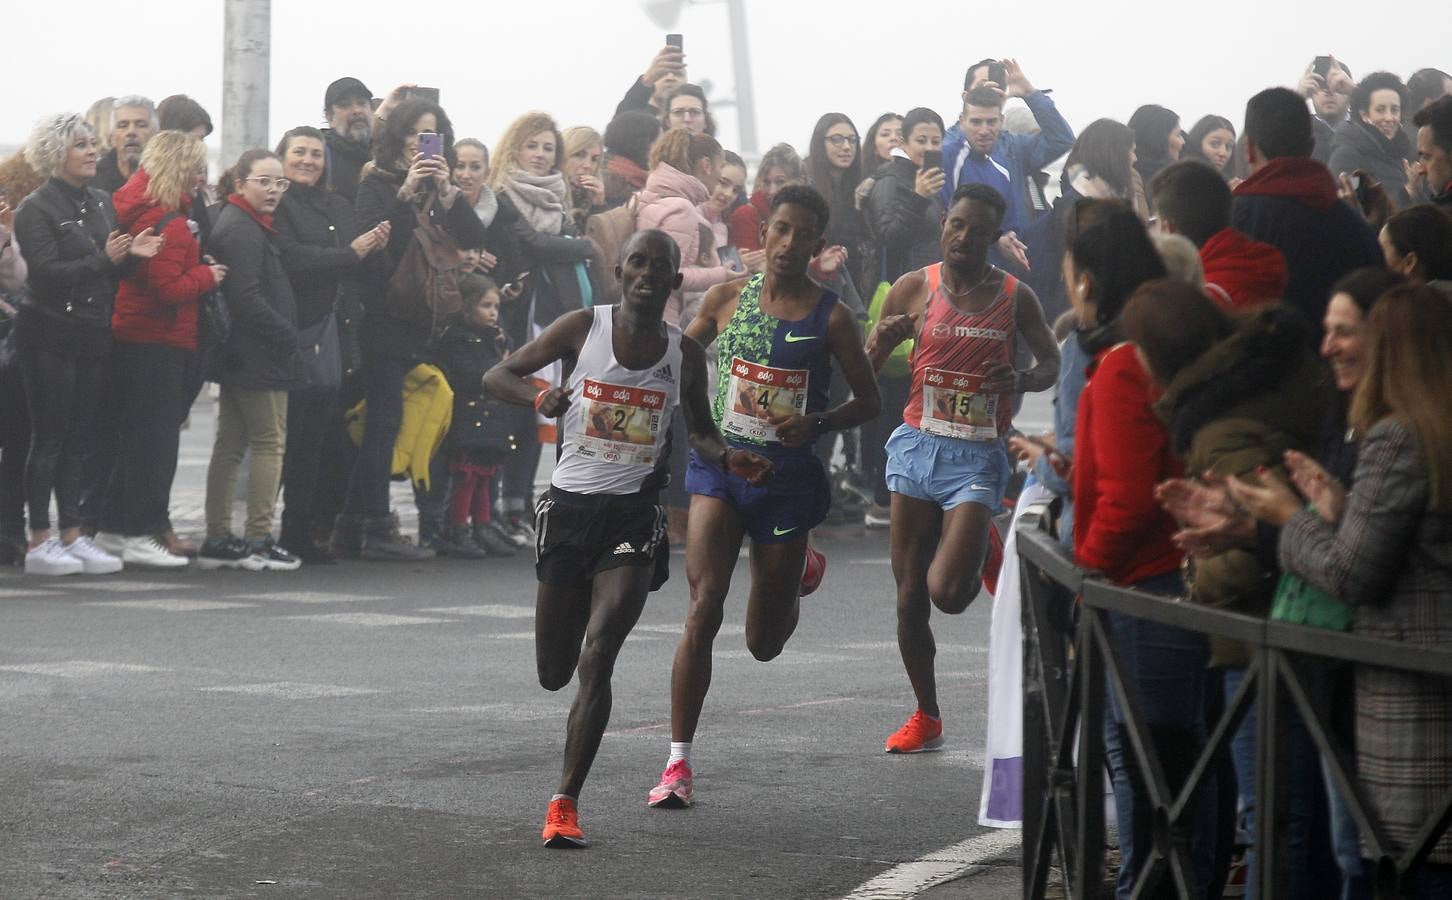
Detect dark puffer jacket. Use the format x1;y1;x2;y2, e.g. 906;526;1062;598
274;181;366;377
864;156;943;285
1155;307;1332;666
208;198;303;391
13;177;122;356
435;321;517;460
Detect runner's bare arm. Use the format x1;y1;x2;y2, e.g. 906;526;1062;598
864;269;927;372
481;308;594;416
985;284;1061;394
679;335;773;485
684;277;749;348
771;302;883;447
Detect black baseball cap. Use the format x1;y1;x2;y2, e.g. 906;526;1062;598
325;77;372;110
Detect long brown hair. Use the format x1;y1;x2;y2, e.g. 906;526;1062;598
1349;285;1452;507
647;127;721;175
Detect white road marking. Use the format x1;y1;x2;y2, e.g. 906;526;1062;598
840;828;1022;899
285;613;448;627
836;641;988;654
198;682;380;699
0;661;170;677
408;703;557;720
246;591;387;604
85;598;255;612
0;588;65;599
482;631;538;639
420;604;534;618
633;623;746;637
67;581;192;593
847;558;893;565
712;650;864;664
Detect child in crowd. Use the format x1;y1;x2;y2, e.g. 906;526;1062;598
436;274;519;557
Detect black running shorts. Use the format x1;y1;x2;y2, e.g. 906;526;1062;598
534;486;670;591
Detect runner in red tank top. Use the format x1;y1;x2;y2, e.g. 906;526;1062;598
865;184;1060;754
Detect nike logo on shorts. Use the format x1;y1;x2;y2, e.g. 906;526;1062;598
772;525;799;536
783;332;818;343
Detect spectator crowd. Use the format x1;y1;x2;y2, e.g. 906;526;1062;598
0;45;1451;896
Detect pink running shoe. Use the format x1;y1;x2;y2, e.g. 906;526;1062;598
800;543;827;597
647;759;694;808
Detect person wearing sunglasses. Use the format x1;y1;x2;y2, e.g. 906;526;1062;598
199;149;306;572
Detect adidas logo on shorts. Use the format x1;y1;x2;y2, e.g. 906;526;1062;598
613;542;635;555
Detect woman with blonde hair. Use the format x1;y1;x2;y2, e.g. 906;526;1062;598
97;130;226;567
561;126;605;228
489;111;595;543
13;113;165;576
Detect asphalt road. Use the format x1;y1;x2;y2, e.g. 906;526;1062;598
0;393;1051;899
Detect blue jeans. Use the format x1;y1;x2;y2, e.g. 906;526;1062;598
1103;570;1214;899
343;357;408;519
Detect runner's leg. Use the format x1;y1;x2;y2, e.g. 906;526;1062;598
670;494;746;742
926;500;993;614
890;491;944;717
557;563;654;798
536;581;591;691
743;537;809;661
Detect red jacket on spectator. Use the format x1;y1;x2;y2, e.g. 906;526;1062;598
111;169;217;351
727;189;770;252
1072;343;1184;586
1199;226;1288;312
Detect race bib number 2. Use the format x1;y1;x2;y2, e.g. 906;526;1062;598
722;357;809;443
921;367;999;441
576;379;667;465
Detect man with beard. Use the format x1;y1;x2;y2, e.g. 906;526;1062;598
321;77;375;199
94;96;155;195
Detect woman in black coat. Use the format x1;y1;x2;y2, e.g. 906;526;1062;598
1330;72;1418;208
201;149;305;571
13;112;160;576
337;99;486;560
272;126;389;561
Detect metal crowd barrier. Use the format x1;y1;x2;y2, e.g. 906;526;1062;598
1016;519;1452;900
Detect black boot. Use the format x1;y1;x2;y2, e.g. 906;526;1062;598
438;522;487;559
329;513;364;559
360;513;434;562
472;521;518;557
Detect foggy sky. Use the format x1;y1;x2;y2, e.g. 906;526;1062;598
4;0;1446;162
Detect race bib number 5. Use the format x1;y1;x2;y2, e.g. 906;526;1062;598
576;379;667;464
920;367;999;441
722;357;809;443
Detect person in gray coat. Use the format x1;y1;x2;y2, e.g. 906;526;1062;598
200;149;304;571
1229;285;1452;889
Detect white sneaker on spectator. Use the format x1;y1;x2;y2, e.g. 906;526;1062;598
64;535;124;574
93;532;127;556
122;535;188;570
25;537;83;576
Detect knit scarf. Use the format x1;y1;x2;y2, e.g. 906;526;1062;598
502;171;568;234
607;154;649;190
227;193;276;232
471;186;499;229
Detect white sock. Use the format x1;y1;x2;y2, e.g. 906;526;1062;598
551;793;574;803
668;742;691;766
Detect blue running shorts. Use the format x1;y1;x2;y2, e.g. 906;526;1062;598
884;422;1011;511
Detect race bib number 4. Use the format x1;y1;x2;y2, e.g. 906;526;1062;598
722;357;809;443
576;379;667;465
921;368;999;441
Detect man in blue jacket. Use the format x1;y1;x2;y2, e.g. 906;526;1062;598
940;58;1074;273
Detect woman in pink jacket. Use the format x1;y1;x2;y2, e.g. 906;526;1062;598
634;128;744;325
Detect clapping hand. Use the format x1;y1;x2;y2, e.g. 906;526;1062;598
1225;467;1303;528
1155;474;1256;557
997;231;1029;271
104;229;133;264
1284;450;1346;523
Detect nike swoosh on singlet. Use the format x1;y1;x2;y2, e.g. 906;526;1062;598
772;525;799;536
783;332;818;343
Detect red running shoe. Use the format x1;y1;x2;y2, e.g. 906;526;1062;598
981;522;1004;597
541;796;587;848
885;709;945;753
800;542;827;596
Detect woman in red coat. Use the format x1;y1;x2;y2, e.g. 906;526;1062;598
97;131;225;567
1065;203;1215;898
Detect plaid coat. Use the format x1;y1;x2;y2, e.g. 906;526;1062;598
1281;418;1452;863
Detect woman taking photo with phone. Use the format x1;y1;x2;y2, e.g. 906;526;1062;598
1331;72;1418;207
334;98;487;560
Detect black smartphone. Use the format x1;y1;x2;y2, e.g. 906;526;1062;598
921;149;943;172
719;246;743;270
987;61;1008;88
408;86;441;104
666;33;683;51
1312;56;1333;80
1351;172;1373;208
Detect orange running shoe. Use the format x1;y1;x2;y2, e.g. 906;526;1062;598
885;709;945;753
541;796;587;848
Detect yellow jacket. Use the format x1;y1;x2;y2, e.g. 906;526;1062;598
346;364;454;490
